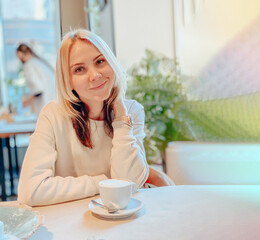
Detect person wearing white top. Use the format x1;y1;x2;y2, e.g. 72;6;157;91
16;44;55;116
17;29;149;206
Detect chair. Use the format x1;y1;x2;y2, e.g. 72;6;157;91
144;166;175;188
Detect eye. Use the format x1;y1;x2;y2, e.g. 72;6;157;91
74;66;85;73
96;59;105;65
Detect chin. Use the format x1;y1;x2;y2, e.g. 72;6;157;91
92;93;111;102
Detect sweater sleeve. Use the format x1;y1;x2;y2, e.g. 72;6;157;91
18;107;107;206
110;100;149;188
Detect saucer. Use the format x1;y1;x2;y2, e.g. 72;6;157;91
88;198;143;219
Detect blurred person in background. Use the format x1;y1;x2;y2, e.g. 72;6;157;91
16;43;55;116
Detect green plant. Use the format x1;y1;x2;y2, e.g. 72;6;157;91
127;50;190;167
5;66;28;112
84;0;101;35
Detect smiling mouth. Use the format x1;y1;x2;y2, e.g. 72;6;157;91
90;81;106;90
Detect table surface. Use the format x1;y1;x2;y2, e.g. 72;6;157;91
0;113;36;138
25;185;260;240
0;122;36;137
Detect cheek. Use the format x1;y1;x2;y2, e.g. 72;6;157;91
103;66;115;80
70;76;83;91
70;77;76;89
110;73;116;85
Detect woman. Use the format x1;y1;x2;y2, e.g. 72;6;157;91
16;44;55;116
18;29;149;206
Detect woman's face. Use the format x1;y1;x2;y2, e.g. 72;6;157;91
69;40;115;107
17;51;27;63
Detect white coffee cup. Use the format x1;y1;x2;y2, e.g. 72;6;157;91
99;179;137;210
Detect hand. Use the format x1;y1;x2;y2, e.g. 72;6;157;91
113;98;127;119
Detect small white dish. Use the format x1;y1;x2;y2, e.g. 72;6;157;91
89;198;143;219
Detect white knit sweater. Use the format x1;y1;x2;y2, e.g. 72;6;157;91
18;99;149;206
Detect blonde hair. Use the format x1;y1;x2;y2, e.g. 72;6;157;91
56;29;127;147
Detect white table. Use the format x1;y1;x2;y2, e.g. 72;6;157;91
0;121;36;138
28;185;260;240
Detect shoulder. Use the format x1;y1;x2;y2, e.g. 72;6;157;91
124;99;144;114
41;100;61;111
23;57;41;73
39;100;68;121
24;57;39;67
35;100;70;134
25;57;51;71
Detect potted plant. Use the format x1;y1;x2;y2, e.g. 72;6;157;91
127;50;190;170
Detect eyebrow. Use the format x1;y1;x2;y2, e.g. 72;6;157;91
70;54;103;69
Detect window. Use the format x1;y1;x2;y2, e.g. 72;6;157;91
0;0;60;114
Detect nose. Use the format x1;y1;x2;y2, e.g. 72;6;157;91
88;68;102;82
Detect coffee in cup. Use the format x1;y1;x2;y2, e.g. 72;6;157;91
99;179;136;210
